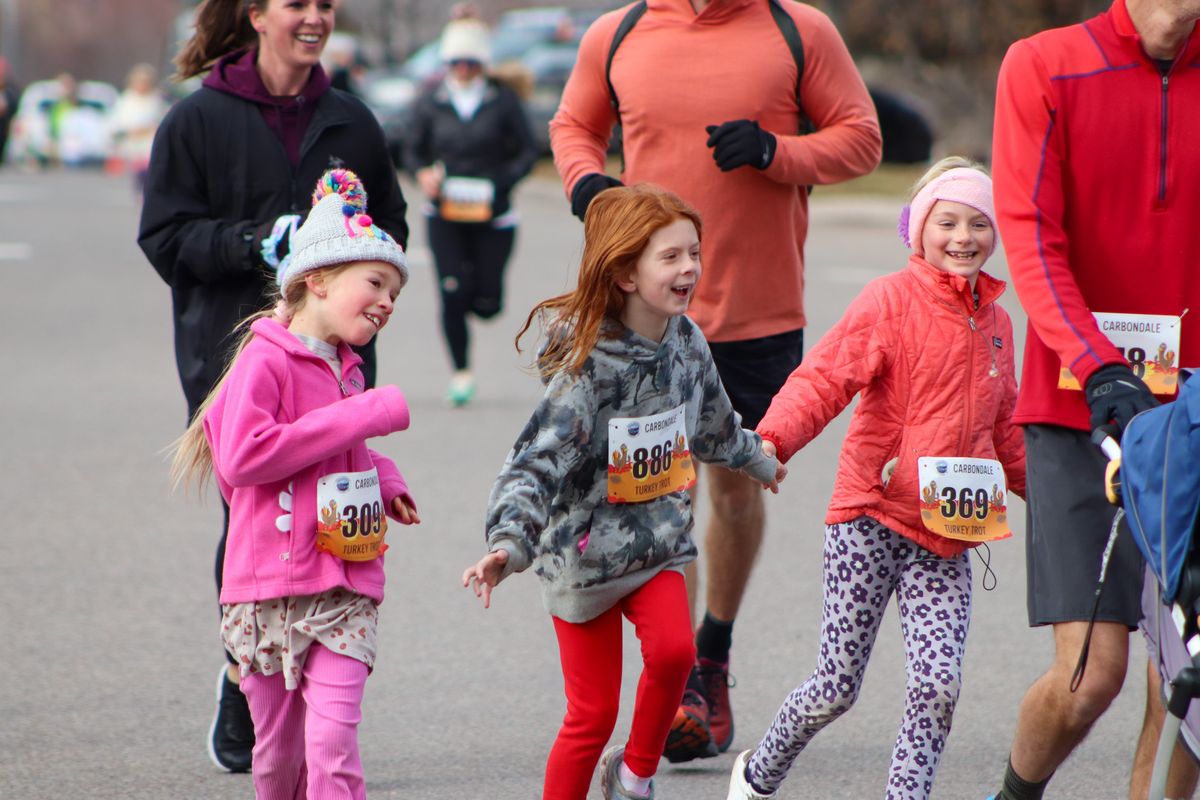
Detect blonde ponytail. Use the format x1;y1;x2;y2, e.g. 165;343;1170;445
169;311;268;492
168;269;337;493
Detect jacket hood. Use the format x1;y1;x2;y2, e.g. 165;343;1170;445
646;0;754;23
537;315;677;385
203;47;330;106
594;315;679;362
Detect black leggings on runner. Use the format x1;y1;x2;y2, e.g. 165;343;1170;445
426;216;516;371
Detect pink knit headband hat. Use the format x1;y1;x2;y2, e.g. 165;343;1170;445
897;167;997;257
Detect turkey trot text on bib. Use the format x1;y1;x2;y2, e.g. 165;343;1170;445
607;404;697;503
1057;312;1181;395
315;468;388;561
917;457;1011;543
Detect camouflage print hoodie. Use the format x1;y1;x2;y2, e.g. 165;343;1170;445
485;315;778;623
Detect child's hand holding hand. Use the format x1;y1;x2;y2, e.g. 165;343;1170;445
462;550;509;609
392;495;420;525
760;439;787;494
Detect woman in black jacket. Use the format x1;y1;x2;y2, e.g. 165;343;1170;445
137;0;407;774
404;17;537;407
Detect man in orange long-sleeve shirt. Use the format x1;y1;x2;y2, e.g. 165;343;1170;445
550;0;880;765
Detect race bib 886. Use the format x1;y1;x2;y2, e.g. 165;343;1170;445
607;405;697;503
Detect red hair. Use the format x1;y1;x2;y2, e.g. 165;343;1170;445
516;184;702;376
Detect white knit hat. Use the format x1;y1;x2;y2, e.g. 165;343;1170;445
279;169;408;288
440;19;492;65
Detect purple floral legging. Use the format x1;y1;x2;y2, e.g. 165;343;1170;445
747;516;973;799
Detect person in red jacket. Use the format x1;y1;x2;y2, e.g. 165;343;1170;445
724;158;1024;800
550;0;881;761
988;2;1200;798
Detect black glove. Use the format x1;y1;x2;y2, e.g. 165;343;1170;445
1084;363;1159;435
705;119;777;172
253;213;303;270
570;173;624;221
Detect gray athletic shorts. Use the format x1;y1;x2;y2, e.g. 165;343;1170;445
1025;424;1145;628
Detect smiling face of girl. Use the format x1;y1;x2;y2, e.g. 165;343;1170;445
290;261;403;347
920;200;995;288
249;0;335;94
617;217;702;342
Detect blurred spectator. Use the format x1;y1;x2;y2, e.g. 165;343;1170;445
449;2;482;21
49;73;109;168
403;17;537;407
325;32;363;95
108;63;168;192
0;57;20;164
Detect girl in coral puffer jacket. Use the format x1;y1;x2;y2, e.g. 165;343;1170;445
726;157;1026;800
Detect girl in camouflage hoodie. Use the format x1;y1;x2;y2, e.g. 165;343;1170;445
462;185;783;800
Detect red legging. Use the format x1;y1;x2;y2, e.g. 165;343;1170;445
543;570;695;800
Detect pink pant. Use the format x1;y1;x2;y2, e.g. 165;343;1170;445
544;570;695;800
241;644;369;800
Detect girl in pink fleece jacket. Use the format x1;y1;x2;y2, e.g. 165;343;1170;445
173;170;417;800
726;158;1025;800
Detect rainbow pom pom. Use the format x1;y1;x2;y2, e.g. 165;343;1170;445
312;168;367;212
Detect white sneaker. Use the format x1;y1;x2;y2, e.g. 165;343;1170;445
599;745;655;799
727;749;776;800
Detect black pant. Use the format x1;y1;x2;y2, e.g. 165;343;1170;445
426;216;516;371
707;328;804;429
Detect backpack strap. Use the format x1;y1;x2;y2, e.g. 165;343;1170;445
605;0;810;133
606;1;648;117
767;0;813;134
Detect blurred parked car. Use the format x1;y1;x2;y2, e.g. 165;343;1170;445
6;77;118;168
520;42;580;154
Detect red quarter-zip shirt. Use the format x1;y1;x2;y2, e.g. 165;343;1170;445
992;0;1200;429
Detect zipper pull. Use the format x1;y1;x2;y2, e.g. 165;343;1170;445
968;317;977;331
337;378;349;396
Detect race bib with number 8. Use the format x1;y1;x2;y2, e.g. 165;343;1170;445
315;468;388;561
917;457;1012;543
607;404;697;503
1058;312;1181;395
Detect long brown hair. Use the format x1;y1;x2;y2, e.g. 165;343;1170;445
173;0;266;80
515;184;702;376
170;266;349;492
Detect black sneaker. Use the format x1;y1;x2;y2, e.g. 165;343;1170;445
207;665;253;773
662;688;718;763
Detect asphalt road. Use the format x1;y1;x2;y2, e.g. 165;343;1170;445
0;168;1155;799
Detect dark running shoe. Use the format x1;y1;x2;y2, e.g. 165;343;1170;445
663;688;718;763
698;657;736;752
207;665;253;773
